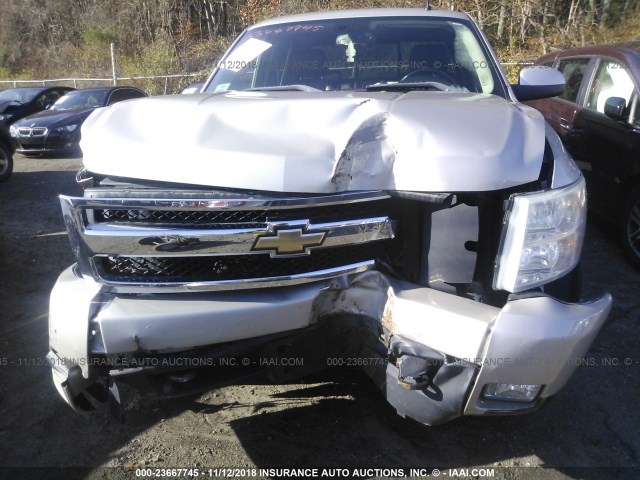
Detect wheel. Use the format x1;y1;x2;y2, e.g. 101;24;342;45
0;142;13;182
621;187;640;268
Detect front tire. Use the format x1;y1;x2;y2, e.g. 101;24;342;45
621;187;640;269
0;142;13;182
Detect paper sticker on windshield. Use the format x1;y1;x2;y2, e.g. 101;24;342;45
214;83;230;92
219;38;271;72
254;25;325;37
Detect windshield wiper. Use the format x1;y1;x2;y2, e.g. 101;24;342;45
365;81;462;92
246;85;322;93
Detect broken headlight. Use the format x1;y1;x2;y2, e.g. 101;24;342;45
494;176;586;293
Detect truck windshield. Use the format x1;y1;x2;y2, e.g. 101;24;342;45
205;16;506;96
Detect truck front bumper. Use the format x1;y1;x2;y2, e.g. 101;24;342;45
48;266;611;425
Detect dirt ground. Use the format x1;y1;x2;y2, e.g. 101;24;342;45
0;154;638;480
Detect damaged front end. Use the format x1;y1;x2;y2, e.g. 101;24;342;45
48;158;611;425
47;9;611;425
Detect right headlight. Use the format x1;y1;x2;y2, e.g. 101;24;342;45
494;176;586;293
54;124;78;133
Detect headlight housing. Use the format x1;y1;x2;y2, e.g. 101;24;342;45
494;176;586;293
9;125;17;137
54;124;78;133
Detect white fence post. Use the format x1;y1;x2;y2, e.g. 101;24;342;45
111;43;118;86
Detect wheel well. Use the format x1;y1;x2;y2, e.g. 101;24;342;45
622;175;640;199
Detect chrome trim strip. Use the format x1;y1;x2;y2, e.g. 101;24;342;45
77;217;394;257
97;260;375;293
77;191;391;208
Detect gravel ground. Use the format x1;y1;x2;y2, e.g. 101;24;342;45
0;154;638;480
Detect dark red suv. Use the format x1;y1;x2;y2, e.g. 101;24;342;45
527;42;640;267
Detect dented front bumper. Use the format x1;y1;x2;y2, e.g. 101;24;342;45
48;266;611;425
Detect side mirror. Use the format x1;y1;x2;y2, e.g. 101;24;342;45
511;67;565;102
43;100;54;110
604;97;626;120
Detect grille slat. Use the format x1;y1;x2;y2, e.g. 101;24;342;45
94;199;392;227
98;243;387;283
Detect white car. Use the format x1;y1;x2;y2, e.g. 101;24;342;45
48;8;611;426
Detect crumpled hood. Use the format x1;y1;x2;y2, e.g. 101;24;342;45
81;90;546;193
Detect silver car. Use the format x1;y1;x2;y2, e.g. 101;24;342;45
48;8;611;426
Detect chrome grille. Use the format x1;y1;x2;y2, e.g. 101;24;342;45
60;191;396;292
17;127;47;137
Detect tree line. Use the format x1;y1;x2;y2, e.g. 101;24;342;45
0;0;637;92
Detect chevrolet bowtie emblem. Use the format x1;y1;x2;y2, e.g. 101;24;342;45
253;225;327;257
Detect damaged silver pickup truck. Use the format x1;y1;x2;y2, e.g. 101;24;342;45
49;8;613;426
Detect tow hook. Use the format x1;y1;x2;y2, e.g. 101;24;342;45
389;336;445;390
397;355;436;390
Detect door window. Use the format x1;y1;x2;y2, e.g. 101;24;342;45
108;88;146;105
585;59;636;118
37;91;61;108
630;91;640;127
557;57;590;103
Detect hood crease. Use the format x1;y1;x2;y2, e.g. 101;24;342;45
80;91;546;193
